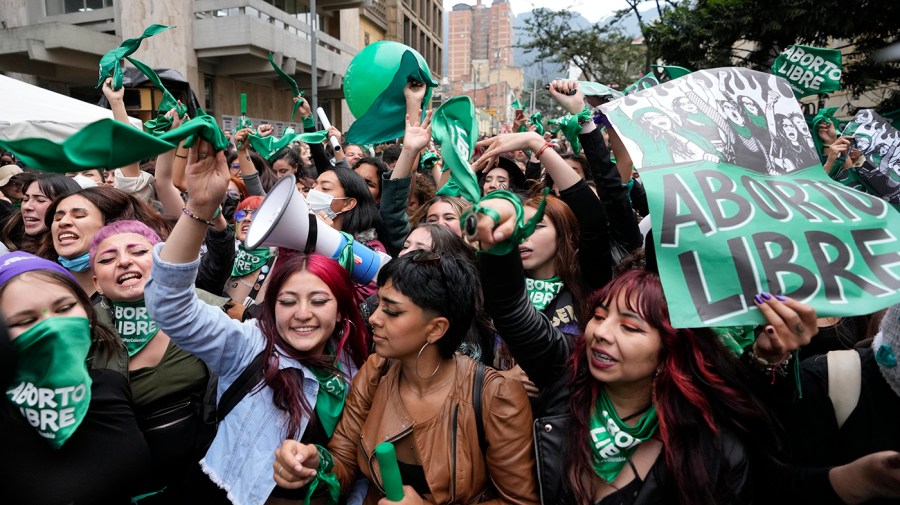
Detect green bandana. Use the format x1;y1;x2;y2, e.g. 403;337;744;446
111;300;160;356
432;96;481;204
810;107;839;161
729;119;752;139
530;111;544;136
526;276;563;311
158;109;229;151
126;57;187;136
589;389;658;483
268;53;305;120
580;81;624;101
231;245;274;277
511;98;523;110
746;111;767;129
248;128;328;163
97;24;173;90
547;107;591;155
466;188;549;256
6;317;93;449
419;150;440;171
309;363;347;438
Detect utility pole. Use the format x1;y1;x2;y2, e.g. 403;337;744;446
310;0;319;125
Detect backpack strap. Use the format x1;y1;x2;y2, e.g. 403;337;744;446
473;361;486;454
826;350;862;429
217;351;266;423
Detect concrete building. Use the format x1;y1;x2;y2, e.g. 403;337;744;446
0;0;369;129
357;0;441;78
447;0;513;83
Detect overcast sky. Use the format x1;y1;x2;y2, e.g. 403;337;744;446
442;0;633;23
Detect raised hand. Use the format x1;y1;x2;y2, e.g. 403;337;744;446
548;79;586;115
183;138;230;216
752;293;818;362
403;110;433;153
101;76;124;103
293;96;312;119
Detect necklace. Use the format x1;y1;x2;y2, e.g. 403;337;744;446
405;375;455;397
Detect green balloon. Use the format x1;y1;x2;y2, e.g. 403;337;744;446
344;41;434;119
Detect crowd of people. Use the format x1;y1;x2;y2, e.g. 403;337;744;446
1;70;899;505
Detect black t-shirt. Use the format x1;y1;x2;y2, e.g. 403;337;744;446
0;368;152;505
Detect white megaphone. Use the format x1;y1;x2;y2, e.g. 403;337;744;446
244;174;392;285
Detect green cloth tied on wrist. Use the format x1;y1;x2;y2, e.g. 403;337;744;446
336;231;356;275
248;129;327;163
419;150;440;171
0;119;174;172
432;96;481;204
302;444;340;505
268;53;305;120
548;107;590;155
126;57;187;136
158;110;229;151
465;188;549;256
97;24;172;90
301;115;317;131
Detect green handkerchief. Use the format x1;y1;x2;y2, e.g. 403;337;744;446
268;53;304;120
158;112;229;151
432;96;480;204
248;129;327;162
126;57;187;137
97;24;173;90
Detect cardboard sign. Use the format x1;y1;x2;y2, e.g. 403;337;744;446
601;67;900;328
772;45;842;97
840;110;900;206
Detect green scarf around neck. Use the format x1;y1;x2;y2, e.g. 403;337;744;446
589;388;658;483
309;360;347;438
729;119;753;139
526;276;563;311
111;299;160;356
746;111;767;129
232;245;274;278
7;317;93;449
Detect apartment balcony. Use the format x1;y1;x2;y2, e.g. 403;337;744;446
193;0;358;91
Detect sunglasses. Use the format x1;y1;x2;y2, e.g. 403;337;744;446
230;163;241;170
234;209;257;222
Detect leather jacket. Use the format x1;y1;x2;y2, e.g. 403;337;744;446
327;354;540;505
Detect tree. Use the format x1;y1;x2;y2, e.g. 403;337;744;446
644;0;900;111
518;9;646;89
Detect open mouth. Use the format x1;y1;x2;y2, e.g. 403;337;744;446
290;326;318;334
519;247;532;258
117;271;143;286
591;349;618;367
57;232;80;244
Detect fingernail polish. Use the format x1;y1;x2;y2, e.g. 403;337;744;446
766;327;775;334
754;295;763;304
775;295;787;301
761;292;772;300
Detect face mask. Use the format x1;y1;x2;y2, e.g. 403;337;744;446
6;317;93;449
111;300;160;356
58;252;91;273
305;189;345;221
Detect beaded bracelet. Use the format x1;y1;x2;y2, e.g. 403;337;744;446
746;345;793;382
535;142;554;160
182;206;215;226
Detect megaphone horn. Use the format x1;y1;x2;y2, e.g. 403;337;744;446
244;174;391;285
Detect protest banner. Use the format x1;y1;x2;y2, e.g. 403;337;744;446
772;45;842;97
601;67;900;328
839;110;900;206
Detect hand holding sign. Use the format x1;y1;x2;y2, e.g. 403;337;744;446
751;294;818;363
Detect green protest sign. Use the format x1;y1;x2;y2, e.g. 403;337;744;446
602;67;900;328
838;109;900;207
772;45;842;98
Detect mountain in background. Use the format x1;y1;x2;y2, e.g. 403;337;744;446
512;6;659;84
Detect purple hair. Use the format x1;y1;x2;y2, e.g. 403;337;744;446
89;220;162;266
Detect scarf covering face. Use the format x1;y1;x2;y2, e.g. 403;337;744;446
589;388;658;483
6;317;93;449
111;299;160;356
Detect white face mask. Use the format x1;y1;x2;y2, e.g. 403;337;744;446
306;188;343;220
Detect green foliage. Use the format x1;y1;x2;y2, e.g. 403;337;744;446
518;8;646;89
645;0;900;104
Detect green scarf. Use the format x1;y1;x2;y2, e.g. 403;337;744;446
126;56;187;136
526;276;563;311
96;24;172;90
530;111;544;136
547;107;591;155
432;96;481;204
111;300;160;356
6;317;93;449
268;52;304;120
231;245;274;277
746;111;767;129
511;98;523;110
729;119;752;139
466;188;549;256
589;389;658;483
309;363;347;438
248;128;328;163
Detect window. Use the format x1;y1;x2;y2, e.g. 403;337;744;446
45;0;112;15
204;74;215;113
364;32;370;45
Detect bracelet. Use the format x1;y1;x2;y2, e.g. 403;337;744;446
535;142;554;160
182;206;215;226
174;153;188;159
746;345;793;382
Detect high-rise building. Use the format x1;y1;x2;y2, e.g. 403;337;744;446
447;0;514;82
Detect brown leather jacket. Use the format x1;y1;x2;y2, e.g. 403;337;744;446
327;354;539;505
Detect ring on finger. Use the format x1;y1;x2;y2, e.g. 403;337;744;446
197;153;208;159
795;322;805;334
278;465;284;477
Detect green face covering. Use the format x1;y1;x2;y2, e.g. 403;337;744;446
526;276;563;311
231;245;274;278
309;363;347;438
589;389;658;483
6;317;93;449
111;300;160;356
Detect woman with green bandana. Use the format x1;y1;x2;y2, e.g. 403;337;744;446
224;196;278;313
89;220;210;503
0;251;152;504
144;138;369;505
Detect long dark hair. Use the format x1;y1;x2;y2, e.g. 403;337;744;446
566;270;781;505
328;168;386;239
254;253;368;437
1;174;80;254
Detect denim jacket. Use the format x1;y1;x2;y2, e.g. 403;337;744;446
145;243;356;505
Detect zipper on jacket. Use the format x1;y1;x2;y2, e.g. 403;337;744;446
450;403;459;503
363;424;415;495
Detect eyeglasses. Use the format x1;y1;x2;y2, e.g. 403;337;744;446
234;209;257;222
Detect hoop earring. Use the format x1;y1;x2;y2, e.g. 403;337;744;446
99;295;109;310
415;341;441;380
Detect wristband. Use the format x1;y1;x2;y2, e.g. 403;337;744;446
535;142;554;160
301;445;340;505
462;188;549;256
302;115;316;130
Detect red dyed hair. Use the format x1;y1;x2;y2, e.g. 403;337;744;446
566;270;779;504
237;196;264;212
254;253;368;437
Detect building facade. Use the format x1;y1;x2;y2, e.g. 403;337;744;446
447;0;513;83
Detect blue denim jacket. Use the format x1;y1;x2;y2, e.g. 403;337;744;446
145;244;354;505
